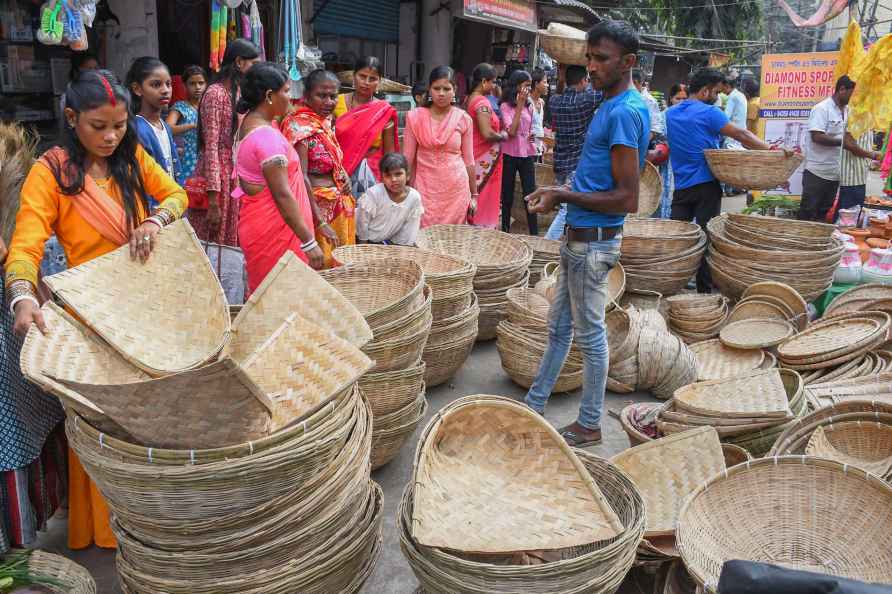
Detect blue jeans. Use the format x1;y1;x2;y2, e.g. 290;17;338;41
524;237;621;429
544;171;574;240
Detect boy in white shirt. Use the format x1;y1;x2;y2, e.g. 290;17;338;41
356;153;424;245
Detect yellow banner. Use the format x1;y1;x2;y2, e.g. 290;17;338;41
759;51;839;119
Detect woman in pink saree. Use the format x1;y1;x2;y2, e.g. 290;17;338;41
404;66;478;227
466;63;508;228
233;63;323;294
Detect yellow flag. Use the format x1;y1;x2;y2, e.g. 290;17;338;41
834;20;866;82
847;33;892;138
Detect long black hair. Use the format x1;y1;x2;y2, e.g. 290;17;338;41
198;39;260;150
500;69;531;107
54;69;149;228
182;64;207;85
237;62;289;114
126;56;168;114
470;63;497;94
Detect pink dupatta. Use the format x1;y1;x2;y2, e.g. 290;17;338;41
466;95;503;228
335;99;399;179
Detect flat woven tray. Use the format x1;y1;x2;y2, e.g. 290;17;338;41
741;281;808;330
719;318;795;350
690;339;765;381
43;219;230;376
412;395;623;554
610;427;725;537
227;251;372;363
778;317;881;360
672;369;793;419
726;300;790;325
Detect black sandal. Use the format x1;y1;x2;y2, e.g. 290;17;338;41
561;429;602;447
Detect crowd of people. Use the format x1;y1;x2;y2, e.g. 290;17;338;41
0;14;814;560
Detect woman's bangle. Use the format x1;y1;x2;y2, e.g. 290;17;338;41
7;280;38;315
9;294;39;316
301;238;319;252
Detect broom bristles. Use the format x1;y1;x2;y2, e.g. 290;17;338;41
0;122;39;247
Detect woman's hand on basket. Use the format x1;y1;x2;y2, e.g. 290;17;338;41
319;223;340;247
129;220;162;263
307;245;325;270
13;298;46;338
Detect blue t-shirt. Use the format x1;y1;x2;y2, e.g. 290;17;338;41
666;99;730;190
567;89;649;229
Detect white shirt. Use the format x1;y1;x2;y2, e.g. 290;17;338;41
640;89;664;135
356;184;424;245
723;89;748;129
805;96;846;181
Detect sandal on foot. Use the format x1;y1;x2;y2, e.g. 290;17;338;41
561;428;602;447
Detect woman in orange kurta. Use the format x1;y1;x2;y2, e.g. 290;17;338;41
6;70;187;550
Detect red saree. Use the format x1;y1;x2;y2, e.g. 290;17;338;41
467;95;503;229
335;99;399;179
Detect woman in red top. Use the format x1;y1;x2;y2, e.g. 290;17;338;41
465;63;508;228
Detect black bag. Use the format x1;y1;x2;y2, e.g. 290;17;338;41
718;560;892;594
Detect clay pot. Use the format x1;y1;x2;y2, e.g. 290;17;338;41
845;228;873;263
868;238;891;249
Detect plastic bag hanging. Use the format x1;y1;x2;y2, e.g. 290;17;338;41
37;1;65;45
248;0;266;60
282;0;301;82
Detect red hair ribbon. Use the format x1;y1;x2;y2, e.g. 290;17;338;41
99;76;116;106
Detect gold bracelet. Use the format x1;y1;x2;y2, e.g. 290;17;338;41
6;279;36;303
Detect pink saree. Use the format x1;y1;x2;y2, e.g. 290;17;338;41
404;107;475;228
335;99;399;180
467;95;503;228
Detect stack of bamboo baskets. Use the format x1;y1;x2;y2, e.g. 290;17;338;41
620;220;707;297
333;244;480;389
23;222;383;592
321;258;432;469
417;225;533;341
401;396;645;594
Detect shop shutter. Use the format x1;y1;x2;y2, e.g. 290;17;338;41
312;0;400;42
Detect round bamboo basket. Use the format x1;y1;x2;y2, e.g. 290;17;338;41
359;361;426;417
677;456;892;592
538;32;587;66
703;149;805;190
629;160;663;219
22;551;97;594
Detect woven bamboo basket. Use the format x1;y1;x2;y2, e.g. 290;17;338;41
539;32;587;66
496;321;583;392
676;456;892;592
372;286;433;342
423;331;477;388
805;423;892;479
738;292;798;321
226;250;372;362
320;258;425;329
359;361;426;417
412;396;623;554
769;400;892;455
728;212;835;240
362;313;432;373
611;427;725;537
672;369;796;420
416;225;533;274
629;160;663;219
65;387;365;535
505;287;550;328
426;294;480;348
371;396;428;470
690;339;765;381
333;244;476;302
43;219;230;376
719;318;795;350
400;446;645;594
778;312;890;369
55;313;372;449
619;403;662;447
720;443;752;467
703;149;804;190
108;414;372;577
15;550;98;594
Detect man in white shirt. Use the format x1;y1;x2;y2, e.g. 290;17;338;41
722;76;748;149
799;76;855;221
632;70;664;139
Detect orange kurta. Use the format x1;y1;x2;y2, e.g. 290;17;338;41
6;145;187;550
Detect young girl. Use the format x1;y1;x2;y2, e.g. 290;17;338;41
127;57;179;183
356;153;424;245
6;69;187;550
167;65;207;184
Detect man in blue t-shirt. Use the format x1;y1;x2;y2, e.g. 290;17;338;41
665;67;774;292
523;19;649;448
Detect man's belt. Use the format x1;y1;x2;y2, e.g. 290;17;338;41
566;226;623;242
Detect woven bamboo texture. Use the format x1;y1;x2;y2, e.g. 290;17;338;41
690;339;765;381
43;219;230;376
703;149;805;190
359;362;426;417
320;259;425;329
416;225;533;273
55;358;273;449
497;320;583;392
371;396;428;470
20;302;144;433
226;251;372;362
423;331;477;387
806;423;892;479
719;318;795;350
825;284;892;318
627;160;663;218
673;369;793;419
333;244;476;302
769;401;892;456
400;448;645;594
804;372;892;408
611;427;725;537
538;24;587;65
676;456;892;592
25;550;97;594
412;395;622;554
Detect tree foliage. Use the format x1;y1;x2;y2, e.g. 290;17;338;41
603;0;764;44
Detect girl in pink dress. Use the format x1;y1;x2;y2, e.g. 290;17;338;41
404;66;478;227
